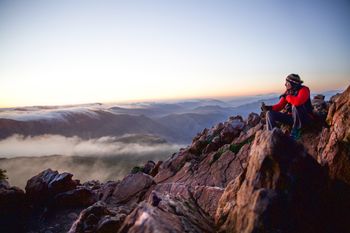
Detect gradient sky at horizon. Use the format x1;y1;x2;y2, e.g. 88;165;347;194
0;0;349;107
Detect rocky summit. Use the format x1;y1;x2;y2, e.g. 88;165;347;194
1;86;350;233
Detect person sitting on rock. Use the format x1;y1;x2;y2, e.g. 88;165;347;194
261;74;314;140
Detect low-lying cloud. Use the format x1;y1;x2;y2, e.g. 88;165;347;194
0;134;183;158
0;134;184;189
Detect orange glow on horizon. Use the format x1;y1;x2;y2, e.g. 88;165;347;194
0;78;348;108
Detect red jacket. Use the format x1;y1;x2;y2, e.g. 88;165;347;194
272;86;310;112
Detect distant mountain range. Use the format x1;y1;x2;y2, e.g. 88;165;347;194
0;90;343;144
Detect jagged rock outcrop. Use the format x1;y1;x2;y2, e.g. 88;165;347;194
144;183;224;219
215;129;328;233
68;201;128;233
69;172;155;233
0;169;100;233
106;172;155;205
65;113;255;233
3;86;350;233
311;94;328;118
25;168;80;205
118;191;215;233
317;85;350;184
154;114;260;189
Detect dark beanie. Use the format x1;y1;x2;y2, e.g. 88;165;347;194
286;74;303;84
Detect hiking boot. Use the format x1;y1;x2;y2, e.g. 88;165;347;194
290;128;301;140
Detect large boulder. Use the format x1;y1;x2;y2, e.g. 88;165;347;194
69;173;155;233
54;187;97;207
317;85;350;184
108;172;155;205
68;201;127;233
246;112;261;128
118;191;215;233
145;182;224;219
216;129;328;233
220;122;241;144
25;169;79;205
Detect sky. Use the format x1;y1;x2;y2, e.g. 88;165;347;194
0;0;349;107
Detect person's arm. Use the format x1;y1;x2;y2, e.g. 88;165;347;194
286;87;310;106
272;97;287;111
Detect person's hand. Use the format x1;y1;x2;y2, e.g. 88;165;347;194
261;102;272;112
279;93;287;99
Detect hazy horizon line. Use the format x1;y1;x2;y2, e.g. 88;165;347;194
1;86;346;109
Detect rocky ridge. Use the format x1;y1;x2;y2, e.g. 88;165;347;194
1;86;349;233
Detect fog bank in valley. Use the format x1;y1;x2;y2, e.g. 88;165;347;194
0;134;183;188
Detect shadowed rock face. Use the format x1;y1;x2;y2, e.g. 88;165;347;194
25;168;80;205
1;86;350;233
215;129;328;233
318;86;350;184
118;191;216;233
0;180;27;232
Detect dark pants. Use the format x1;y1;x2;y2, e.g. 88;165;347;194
266;105;311;131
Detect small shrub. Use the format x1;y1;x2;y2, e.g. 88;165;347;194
0;169;8;180
230;136;255;154
131;166;144;174
210;147;225;165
